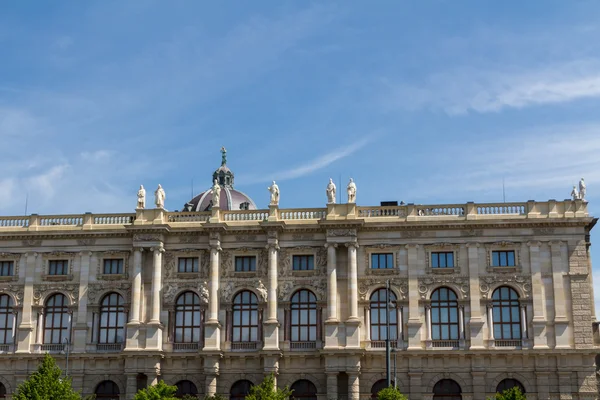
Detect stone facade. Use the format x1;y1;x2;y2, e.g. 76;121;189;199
0;199;596;399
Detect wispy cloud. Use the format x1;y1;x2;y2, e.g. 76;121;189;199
384;60;600;115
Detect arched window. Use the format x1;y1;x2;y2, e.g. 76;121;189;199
290;290;317;342
95;380;119;400
0;382;5;398
175;292;202;343
0;294;14;345
99;293;126;344
230;380;253;400
492;287;521;340
232;291;259;342
371;379;395;398
291;379;317;400
433;379;462;400
496;379;525;394
431;287;459;340
175;380;198;398
44;294;70;344
370;288;397;341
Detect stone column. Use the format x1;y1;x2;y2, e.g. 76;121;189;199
458;305;465;340
326;372;338;400
264;240;280;350
204;239;222;351
129;248;143;323
126;374;138;400
325;243;338;322
74;251;91;351
425;305;432;341
150;247;163;324
520;304;528;339
364;307;371;341
397;307;403;343
36;310;44;344
16;252;37;353
466;243;484;349
528;241;548;348
551;240;570;348
205;375;217;397
406;244;422;350
487;304;495;341
348;373;360;400
346;242;359;322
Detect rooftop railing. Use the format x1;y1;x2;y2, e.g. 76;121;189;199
0;199;588;232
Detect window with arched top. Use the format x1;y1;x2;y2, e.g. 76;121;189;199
496;378;525;394
0;382;6;398
175;380;198;398
290;290;317;343
492;287;521;340
99;293;126;344
370;288;397;341
44;294;70;344
95;380;119;400
433;379;462;400
291;379;317;400
232;291;259;342
431;287;459;340
0;294;14;345
371;379;396;398
230;380;253;400
175;292;202;343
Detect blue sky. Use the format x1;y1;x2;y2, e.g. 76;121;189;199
2;1;600;314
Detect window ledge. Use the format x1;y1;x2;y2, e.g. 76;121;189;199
97;273;127;281
233;271;257;278
41;274;73;281
490;266;518;273
431;268;456;274
175;272;200;279
368;268;396;274
291;270;316;276
0;276;18;282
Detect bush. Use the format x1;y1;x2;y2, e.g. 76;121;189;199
13;353;83;400
245;374;293;400
133;380;178;400
377;386;409;400
202;395;227;400
490;386;527;400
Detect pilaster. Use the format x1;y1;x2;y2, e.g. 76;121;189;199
406;244;422;350
528;241;548;348
204;232;222;351
16;252;37;353
73;251;92;352
466;242;484;349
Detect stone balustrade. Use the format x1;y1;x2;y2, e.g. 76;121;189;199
0;199;588;232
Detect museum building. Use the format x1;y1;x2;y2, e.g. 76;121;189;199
0;150;597;400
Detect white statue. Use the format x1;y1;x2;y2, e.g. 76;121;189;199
137;185;146;209
326;178;336;204
267;181;280;206
199;281;209;303
579;178;587;201
211;179;221;206
571;185;579;201
257;280;268;302
154;184;165;208
347;178;357;203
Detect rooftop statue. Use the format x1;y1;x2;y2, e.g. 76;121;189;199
154;184;165;209
571;185;579;201
268;181;280;206
137;185;146;209
579;178;586;201
211;179;221;206
326;178;337;204
347;178;357;203
220;146;227;166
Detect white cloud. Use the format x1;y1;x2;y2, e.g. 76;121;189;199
386;60;600;115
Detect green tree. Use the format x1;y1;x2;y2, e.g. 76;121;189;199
202;395;227;400
377;386;409;400
13;353;83;400
489;387;527;400
245;374;293;400
133;381;178;400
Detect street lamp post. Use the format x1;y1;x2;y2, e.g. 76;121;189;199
385;280;391;388
62;337;70;378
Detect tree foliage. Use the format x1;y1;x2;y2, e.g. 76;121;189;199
490;387;527;400
13;353;83;400
377;386;409;400
245;374;293;400
202;395;227;400
133;381;178;400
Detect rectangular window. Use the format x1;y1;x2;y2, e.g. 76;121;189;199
235;256;256;272
103;259;124;275
371;253;394;269
48;260;68;276
178;257;199;273
292;255;314;271
431;252;454;268
491;250;516;267
0;261;14;276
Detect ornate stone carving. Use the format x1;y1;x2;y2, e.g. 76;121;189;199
164;250;206;279
358;278;408;301
278;281;294;300
88;282;131;304
199;281;209;303
532;228;555;235
209;232;220;241
2;285;24;305
268;181;280;206
461;229;483;237
33;283;79;305
163;281;209;305
22;239;42;247
77;238;96;246
179;236;201;244
277;278;327;301
133;234;162;242
291;234;314;240
327;229;356;237
256;280;268;302
221;281;235;302
220;250;233;278
235;235;257;242
154;184;166;208
401;231;422;238
479;274;532;299
417;275;469;299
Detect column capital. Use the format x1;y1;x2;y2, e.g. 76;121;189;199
79;251;93;257
466;242;480;248
151;246;165;253
345;242;359;249
458;304;465;310
265;243;280;251
404;244;420;249
133;247;145;252
549;240;564;247
26;252;38;258
209;244;222;252
324;242;338;249
527;240;541;248
486;302;494;310
424;304;431;310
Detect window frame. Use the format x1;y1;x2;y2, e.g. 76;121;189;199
48;259;69;276
231;290;259;343
0;294;14;345
369;288;397;341
102;259;124;275
370;253;394;270
0;261;14;277
234;256;257;272
431;252;455;269
430;287;460;340
177;257;199;273
174;291;202;344
289;290;318;342
491;286;522;340
292;254;315;271
491;250;516;267
43;293;71;344
98;293;126;344
95;380;120;400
